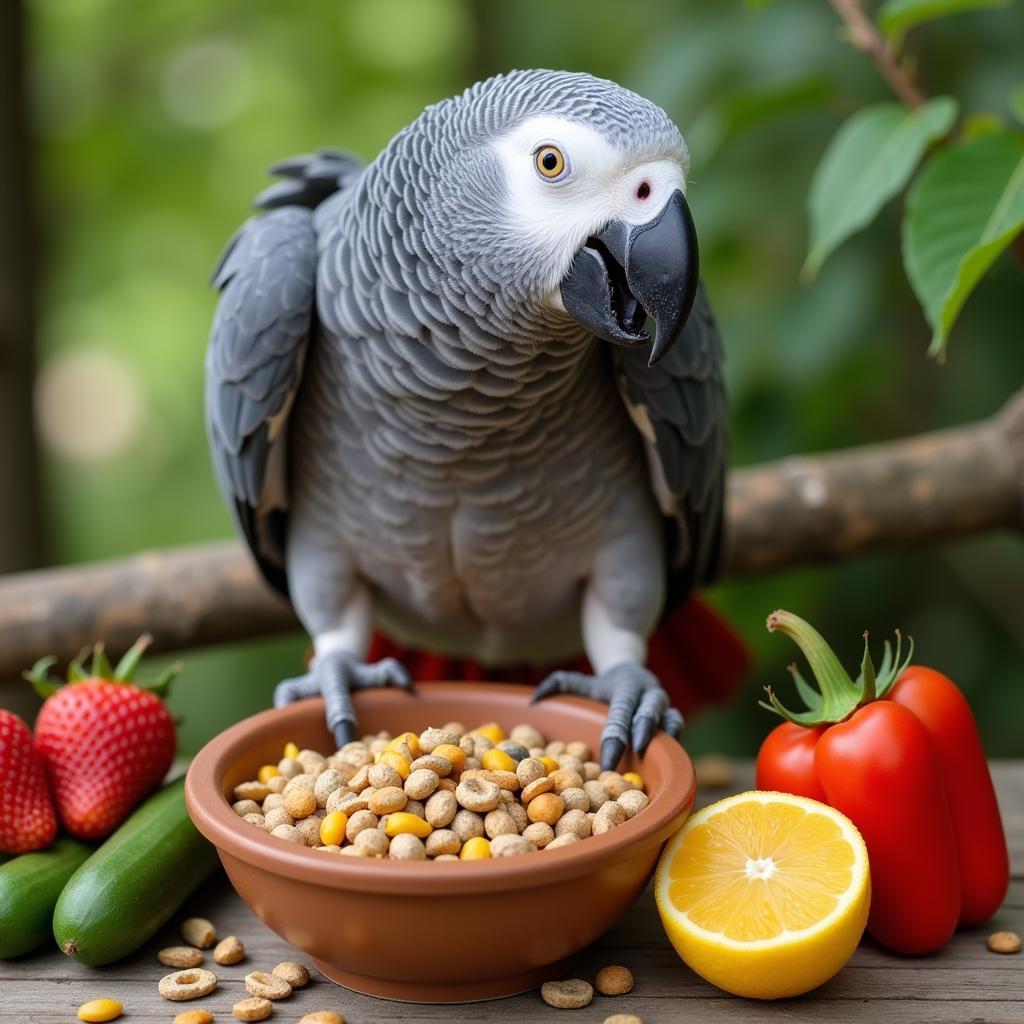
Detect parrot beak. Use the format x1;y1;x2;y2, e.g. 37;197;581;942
559;189;699;367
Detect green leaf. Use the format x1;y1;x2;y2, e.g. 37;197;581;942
803;97;958;279
23;656;61;699
1011;83;1024;125
91;643;114;679
113;633;153;682
877;0;1011;43
903;130;1024;357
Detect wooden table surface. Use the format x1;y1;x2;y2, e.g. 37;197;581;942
3;761;1021;1024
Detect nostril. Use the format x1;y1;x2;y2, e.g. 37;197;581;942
637;181;651;200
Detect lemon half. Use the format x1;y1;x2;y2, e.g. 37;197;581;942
655;790;870;999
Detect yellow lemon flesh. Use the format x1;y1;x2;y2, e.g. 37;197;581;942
655;790;870;1000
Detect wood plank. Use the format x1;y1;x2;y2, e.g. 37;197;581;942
2;761;1021;1023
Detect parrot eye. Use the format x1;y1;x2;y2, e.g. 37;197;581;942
534;145;567;180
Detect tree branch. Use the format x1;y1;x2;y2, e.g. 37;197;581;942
0;390;1021;680
829;0;927;109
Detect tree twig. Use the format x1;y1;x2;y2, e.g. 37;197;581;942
829;0;927;109
0;390;1021;680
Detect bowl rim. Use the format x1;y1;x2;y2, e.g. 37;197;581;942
185;682;695;895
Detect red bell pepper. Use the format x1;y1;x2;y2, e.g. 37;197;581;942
755;610;1008;955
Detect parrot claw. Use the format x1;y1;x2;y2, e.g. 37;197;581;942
533;660;684;770
274;649;414;748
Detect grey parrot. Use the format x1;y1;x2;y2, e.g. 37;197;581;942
205;69;727;770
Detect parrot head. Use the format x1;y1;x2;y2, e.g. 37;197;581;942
414;70;699;366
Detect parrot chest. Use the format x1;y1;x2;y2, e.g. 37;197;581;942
291;332;660;658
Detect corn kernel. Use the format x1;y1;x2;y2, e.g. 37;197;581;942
472;722;505;744
257;764;280;784
623;771;644;789
460;836;491;860
431;743;466;772
381;750;411;780
319;810;349;846
539;756;560;775
384;812;433;838
387;731;421;758
481;748;517;773
77;999;123;1023
283;741;300;760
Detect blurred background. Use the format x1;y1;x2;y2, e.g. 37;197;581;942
2;0;1022;756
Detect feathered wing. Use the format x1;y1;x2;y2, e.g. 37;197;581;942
205;206;317;595
613;283;728;605
205;149;365;596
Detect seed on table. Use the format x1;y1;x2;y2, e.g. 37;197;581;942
233;996;273;1021
555;808;591;839
431;743;466;772
245;970;292;1000
384;811;433;838
266;774;288;794
541;978;594;1008
273;960;311;988
694;753;734;789
300;1013;347;1024
213;935;246;965
599;771;631;799
345;809;379;842
557;754;585;776
158;946;205;968
354;828;390;856
347;764;372;791
76;999;123;1022
622;771;644;789
257;764;279;784
313;769;346;806
389;832;427;860
243;813;266;829
234;781;271;802
284;773;317;796
457;775;501;812
507;801;529;832
333;790;370;816
296;816;324;846
367;763;403;789
319;810;349;846
527;792;564;826
369;786;408;815
158;968;219;1001
987;931;1021;954
277;756;302;779
233;799;262;817
604;1015;643;1024
595;964;634;995
173;1011;214;1024
425;788;458;827
582;761;602;781
405;768;441;800
565;740;591;762
181;918;217;949
380;750;411;779
263;792;286;811
545;740;567;757
270;822;304;844
451;808;485;842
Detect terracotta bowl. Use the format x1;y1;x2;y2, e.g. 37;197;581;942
185;683;695;1002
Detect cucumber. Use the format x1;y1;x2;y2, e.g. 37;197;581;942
0;838;93;958
53;777;220;965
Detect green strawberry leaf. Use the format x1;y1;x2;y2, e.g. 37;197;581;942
903;130;1024;357
23;656;61;699
877;0;1012;43
91;643;114;679
113;633;153;682
67;658;89;682
140;661;183;699
803;97;958;279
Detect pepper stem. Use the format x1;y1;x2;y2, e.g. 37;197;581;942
758;610;914;727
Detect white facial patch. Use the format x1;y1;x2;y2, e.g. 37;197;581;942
491;115;689;302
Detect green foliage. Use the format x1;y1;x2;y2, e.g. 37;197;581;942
905;132;1024;355
804;0;1022;357
803;98;958;279
877;0;1012;42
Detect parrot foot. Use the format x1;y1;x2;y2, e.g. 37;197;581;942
274;650;413;748
531;661;683;770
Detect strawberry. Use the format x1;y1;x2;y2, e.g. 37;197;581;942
27;636;179;840
0;709;58;853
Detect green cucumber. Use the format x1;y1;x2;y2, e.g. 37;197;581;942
53;777;220;965
0;838;93;958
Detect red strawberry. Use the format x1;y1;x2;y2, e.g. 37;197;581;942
0;710;58;853
27;636;178;840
